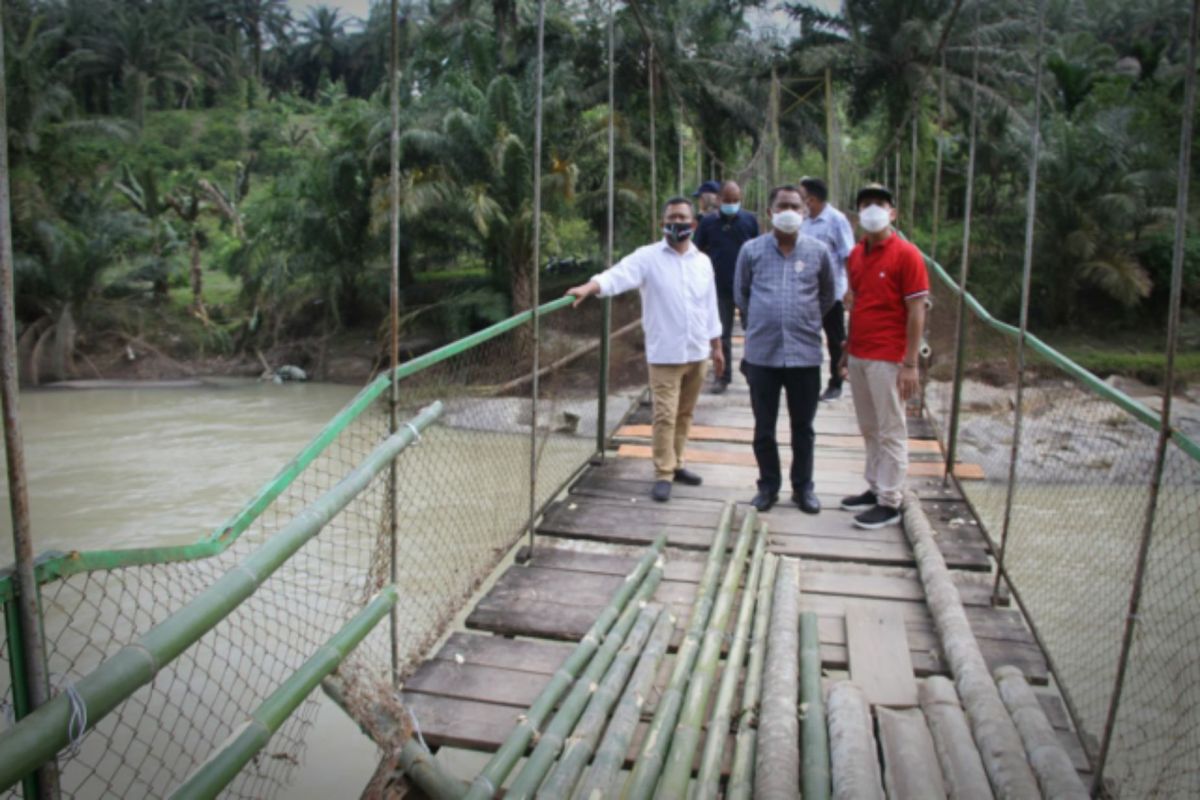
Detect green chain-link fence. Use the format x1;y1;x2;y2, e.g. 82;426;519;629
922;253;1200;797
0;292;644;798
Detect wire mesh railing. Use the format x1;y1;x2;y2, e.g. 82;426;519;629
922;252;1200;797
0;292;644;798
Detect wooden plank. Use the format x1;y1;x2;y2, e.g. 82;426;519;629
431;632;572;675
616;444;983;479
517;543;998;607
846;605;919;707
614;424;942;454
877;707;949;799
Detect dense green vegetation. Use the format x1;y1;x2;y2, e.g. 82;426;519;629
2;0;1197;383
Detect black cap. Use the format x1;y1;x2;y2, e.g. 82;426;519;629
855;183;894;207
692;180;721;197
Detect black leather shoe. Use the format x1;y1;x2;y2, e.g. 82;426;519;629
673;468;703;486
749;491;778;512
792;488;821;515
651;480;672;502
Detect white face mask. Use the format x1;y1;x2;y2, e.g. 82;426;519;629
772;209;803;234
859;205;892;233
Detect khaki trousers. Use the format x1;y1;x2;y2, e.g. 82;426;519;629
848;356;908;508
648;361;707;480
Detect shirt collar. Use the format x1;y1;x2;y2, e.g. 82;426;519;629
863;231;896;253
660;238;698;256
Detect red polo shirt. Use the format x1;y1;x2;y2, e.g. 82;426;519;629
846;233;929;363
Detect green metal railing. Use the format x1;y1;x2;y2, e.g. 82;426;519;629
922;254;1200;463
0;296;578;601
0;403;442;791
0;292;640;797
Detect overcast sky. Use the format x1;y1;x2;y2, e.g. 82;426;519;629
285;0;373;24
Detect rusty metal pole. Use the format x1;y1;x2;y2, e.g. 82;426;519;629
0;7;57;796
387;0;402;686
525;0;547;558
1093;0;1199;790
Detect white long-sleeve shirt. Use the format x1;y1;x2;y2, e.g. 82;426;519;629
591;239;722;365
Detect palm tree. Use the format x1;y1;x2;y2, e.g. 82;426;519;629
295;5;349;95
397;73;576;312
219;0;292;81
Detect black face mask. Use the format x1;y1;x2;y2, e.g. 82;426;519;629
663;222;694;243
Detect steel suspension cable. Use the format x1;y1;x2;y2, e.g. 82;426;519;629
993;0;1046;604
942;6;981;484
525;0;547;556
1093;0;1200;789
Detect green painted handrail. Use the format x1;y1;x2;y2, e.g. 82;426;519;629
0;295;579;602
0;402;443;792
922;253;1200;464
169;586;399;800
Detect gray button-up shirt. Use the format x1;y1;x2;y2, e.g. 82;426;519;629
734;232;835;368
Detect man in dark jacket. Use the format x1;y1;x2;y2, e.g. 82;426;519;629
694;181;759;392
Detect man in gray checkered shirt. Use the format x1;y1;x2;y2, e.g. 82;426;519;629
734;184;836;514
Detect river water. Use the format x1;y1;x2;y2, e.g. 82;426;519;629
0;380;380;798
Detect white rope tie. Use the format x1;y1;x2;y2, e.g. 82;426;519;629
52;675;88;757
404;703;429;753
404;422;422;442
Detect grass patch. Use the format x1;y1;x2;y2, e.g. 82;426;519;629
1054;348;1200;386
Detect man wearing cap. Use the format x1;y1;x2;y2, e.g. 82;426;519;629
566;197;724;503
734;185;835;514
839;184;929;529
693;180;721;216
799;176;856;402
694;180;759;393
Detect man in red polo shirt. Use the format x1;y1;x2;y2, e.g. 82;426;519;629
838;184;929;529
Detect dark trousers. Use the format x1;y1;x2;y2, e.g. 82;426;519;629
823;300;846;389
716;292;734;384
744;362;821;495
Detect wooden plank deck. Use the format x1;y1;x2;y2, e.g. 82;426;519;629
397;340;1093;790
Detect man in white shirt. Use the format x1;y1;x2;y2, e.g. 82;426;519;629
799;177;857;401
566;197;724;502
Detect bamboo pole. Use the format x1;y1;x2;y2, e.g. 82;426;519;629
0;403;444;792
659;513;759;797
755;556;802;799
725;551;777;799
570;609;675;800
827;681;884;800
994;666;1088;799
902;495;1039;798
620;502;736;799
538;604;664;799
800;610;830;800
171;587;401;800
692;524;767;800
463;534;668;800
504;581;665;799
919;676;993;799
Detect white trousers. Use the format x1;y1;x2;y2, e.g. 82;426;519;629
848;356;908;508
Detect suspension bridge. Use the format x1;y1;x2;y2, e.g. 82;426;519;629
1;0;1199;796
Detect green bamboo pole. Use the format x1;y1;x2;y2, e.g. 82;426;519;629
538;605;664;798
4;598;40;799
570;606;675;800
800;610;830;800
507;601;663;800
692;523;768;800
658;512;758;798
396;739;470;800
463;534;667;800
755;557;802;797
170;587;401;800
620;502;736;800
726;554;778;800
0;403;443;793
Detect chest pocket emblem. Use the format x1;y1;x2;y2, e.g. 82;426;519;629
794;260;806;274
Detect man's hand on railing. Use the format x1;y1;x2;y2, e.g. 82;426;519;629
565;280;601;307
